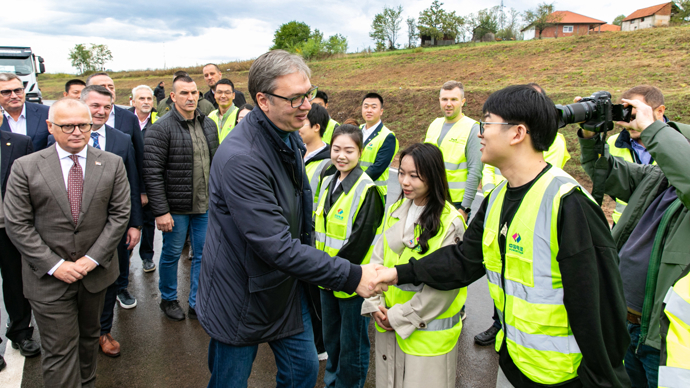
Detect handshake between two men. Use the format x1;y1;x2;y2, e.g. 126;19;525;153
355;263;399;298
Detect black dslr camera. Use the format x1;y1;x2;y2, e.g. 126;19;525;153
555;91;632;132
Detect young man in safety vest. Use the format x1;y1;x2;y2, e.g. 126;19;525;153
660;265;690;388
425;81;482;222
371;84;631;387
312;90;339;144
360;92;398;198
208;79;238;143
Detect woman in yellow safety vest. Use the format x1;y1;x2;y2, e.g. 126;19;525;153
315;124;385;388
361;143;467;388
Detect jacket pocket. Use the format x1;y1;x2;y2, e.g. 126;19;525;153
245;270;296;325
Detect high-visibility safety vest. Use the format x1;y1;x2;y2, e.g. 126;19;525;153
209;107;239;143
151;112;158;124
482;133;571;194
379;199;468;357
305;158;330;219
322;118;339;145
424;116;477;203
482;166;595;385
314;172;383;298
659;269;690;388
360;124;399;197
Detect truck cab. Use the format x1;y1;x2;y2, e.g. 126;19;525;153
0;47;46;104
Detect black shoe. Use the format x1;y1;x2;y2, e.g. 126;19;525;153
474;325;500;346
160;300;185;321
188;306;198;320
12;338;41;357
0;355;6;371
142;259;156;273
117;289;137;309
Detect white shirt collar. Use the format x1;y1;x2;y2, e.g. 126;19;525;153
55;142;88;160
3;104;26;120
304;141;328;162
364;120;381;131
92;125;106;138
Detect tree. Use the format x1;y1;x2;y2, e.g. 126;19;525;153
671;0;690;24
612;14;626;26
407;17;417;48
471;6;500;41
417;1;464;45
370;5;403;50
523;2;562;39
271;21;311;50
68;44;93;75
497;8;522;40
325;34;348;55
91;44;112;71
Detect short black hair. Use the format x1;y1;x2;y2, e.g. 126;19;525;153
362;92;383;106
307;104;330;138
331;124;364;152
527;82;547;96
482;84;558;152
65;79;86;92
215;78;234;91
315;90;329;104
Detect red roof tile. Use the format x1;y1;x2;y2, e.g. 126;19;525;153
624;2;673;21
550;10;606;24
591;23;622;32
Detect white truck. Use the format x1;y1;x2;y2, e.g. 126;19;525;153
0;46;46;104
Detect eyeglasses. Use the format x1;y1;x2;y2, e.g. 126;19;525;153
264;86;318;108
479;121;526;135
216;90;234;96
0;88;24;97
50;122;93;134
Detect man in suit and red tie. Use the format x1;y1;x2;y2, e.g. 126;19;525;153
0;72;51;151
0;111;40;371
3;98;130;387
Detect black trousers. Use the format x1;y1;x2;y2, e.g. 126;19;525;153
139;203;156;261
99;234;131;335
0;227;34;344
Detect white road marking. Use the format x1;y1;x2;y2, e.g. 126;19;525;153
0;344;26;388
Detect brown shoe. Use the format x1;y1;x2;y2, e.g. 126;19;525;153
99;333;121;357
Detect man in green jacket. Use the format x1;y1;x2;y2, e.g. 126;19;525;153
579;97;690;387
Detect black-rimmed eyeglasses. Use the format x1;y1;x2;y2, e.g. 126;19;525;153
264;86;318;108
479;121;527;135
50;122;93;134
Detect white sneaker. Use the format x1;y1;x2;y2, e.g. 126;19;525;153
318;352;328;361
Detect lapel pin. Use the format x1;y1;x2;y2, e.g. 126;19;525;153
95;161;102;166
5;143;10;146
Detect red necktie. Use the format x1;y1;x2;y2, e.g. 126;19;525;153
68;155;83;224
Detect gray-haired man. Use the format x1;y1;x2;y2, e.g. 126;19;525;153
197;50;381;387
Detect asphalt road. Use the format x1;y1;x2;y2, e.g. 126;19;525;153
0;169;498;387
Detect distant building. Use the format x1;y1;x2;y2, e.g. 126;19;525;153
591;24;622;32
621;2;679;31
420;34;455;46
522;11;606;40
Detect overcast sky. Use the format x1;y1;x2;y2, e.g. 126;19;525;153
2;0;658;74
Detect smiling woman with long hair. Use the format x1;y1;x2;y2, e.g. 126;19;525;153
362;142;467;388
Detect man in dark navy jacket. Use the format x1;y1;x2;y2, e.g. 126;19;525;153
0;114;40;370
0;73;50;151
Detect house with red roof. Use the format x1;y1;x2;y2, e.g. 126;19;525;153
522;11;606;39
592;24;622;32
621;2;679;31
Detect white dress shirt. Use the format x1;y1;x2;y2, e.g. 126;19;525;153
48;143;98;275
362;120;381;143
89;125;107;150
106;106;115;129
138;113;151;131
304;141;328;163
4;104;27;136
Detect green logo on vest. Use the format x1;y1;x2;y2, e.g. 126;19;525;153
509;233;523;254
335;209;344;220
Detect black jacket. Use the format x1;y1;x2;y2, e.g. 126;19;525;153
1;131;33;198
153;85;165;104
143;106;219;216
196;108;362;346
0;102;49;151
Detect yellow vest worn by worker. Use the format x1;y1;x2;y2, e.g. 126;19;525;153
305;158;330;219
151;112;158;124
424;116;477;204
482;166;595;385
315;171;382;298
209;106;239;143
482;133;571;194
360;124;398;197
322;118;339;145
379;199;468;357
659;269;690;388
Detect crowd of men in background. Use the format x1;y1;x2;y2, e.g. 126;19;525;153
0;48;688;388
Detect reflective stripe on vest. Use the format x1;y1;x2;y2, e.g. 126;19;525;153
322;119;339;144
482;167;596;385
659;272;690;388
209;107;238;143
424;116;475;203
360;124;398;196
305;159;330;220
380;199;467;356
314;172;382;298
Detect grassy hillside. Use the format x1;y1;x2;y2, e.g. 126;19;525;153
38;26;690;218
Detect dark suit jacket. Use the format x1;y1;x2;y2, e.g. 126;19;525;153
114;106;145;194
0;102;50;151
4;145;130;302
1;131;33;199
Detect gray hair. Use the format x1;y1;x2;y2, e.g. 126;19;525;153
48;98;92;122
132;85;154;99
0;73;21;83
85;72;111;86
80;85;113;102
248;50;311;104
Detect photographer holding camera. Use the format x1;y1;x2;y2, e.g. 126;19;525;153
578;93;690;388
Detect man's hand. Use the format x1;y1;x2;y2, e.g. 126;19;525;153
373;305;394;331
141;193;149;207
618;98;655;132
53;261;88;284
369;266;398;294
356;263;383;298
126;227;141;250
156;213;174;232
75;256;98;273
